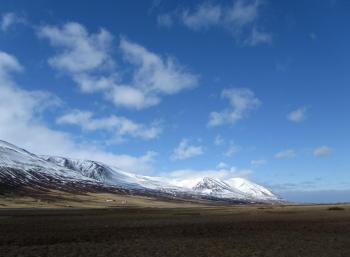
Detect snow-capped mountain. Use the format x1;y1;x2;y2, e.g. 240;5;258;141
0;140;96;185
43;156;185;193
0;140;280;203
193;177;277;201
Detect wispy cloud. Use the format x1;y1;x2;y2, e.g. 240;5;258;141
208;88;261;127
171;139;204;160
214;134;224;146
275;149;296;159
114;38;198;109
225;142;241;157
38;22;198;110
181;2;222;30
157;0;271;46
0;12;26;31
157;14;173;27
287;107;308;122
313;146;333;157
57;110;162;142
251;159;267;167
217;162;229;169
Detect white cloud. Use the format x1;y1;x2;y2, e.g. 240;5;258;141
226;0;259;26
225;142;241;157
0;51;23;76
214;134;224;146
115;38;198;109
159;0;271;46
171;139;204;160
1;12;25;31
208;88;261;127
251;159;267;167
0;51;155;174
57;110;162;141
217;162;228;169
275;149;296;159
38;22;114;74
72;74;116;93
181;3;222;30
162;166;252;188
244;26;272;46
313;146;333;157
108;85;157;109
38;22;198;110
287;107;307;122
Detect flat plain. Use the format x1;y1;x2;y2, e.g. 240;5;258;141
0;197;350;257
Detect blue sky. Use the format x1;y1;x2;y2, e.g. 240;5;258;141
0;0;349;202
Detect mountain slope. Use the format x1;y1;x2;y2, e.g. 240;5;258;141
0;140;102;192
43;156;187;193
193;177;278;201
1;140;280;203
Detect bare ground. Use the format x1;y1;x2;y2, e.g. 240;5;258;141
0;198;350;257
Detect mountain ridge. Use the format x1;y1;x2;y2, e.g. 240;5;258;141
0;140;281;204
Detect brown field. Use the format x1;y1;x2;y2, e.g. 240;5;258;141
0;193;350;257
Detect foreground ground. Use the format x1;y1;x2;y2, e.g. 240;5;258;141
0;202;350;257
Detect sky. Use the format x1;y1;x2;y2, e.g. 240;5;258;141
0;0;349;203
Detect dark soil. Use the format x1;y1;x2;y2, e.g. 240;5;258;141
0;206;350;257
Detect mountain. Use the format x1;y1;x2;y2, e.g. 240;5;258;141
193;177;278;202
43;156;186;194
0;140;280;203
0;140;107;193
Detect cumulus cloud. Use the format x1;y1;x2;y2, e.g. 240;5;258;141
38;22;114;74
162;166;253;188
313;146;333;157
38;22;198;110
57;110;162;142
275;149;296;159
158;0;271;46
1;12;26;31
171;139;203;160
208;88;261;127
287;107;307;122
0;51;156;174
114;38;198;109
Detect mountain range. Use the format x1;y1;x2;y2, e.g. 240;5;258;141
0;140;281;204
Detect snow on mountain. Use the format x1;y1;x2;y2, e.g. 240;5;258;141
226;177;277;200
193;177;252;199
193;177;279;201
0;140;98;187
43;156;183;193
44;156;279;202
0;140;280;202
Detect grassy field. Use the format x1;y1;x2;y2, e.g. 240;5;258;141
0;198;350;257
0;190;213;209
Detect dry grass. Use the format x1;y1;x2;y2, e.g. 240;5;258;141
0;204;350;257
0;190;216;209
